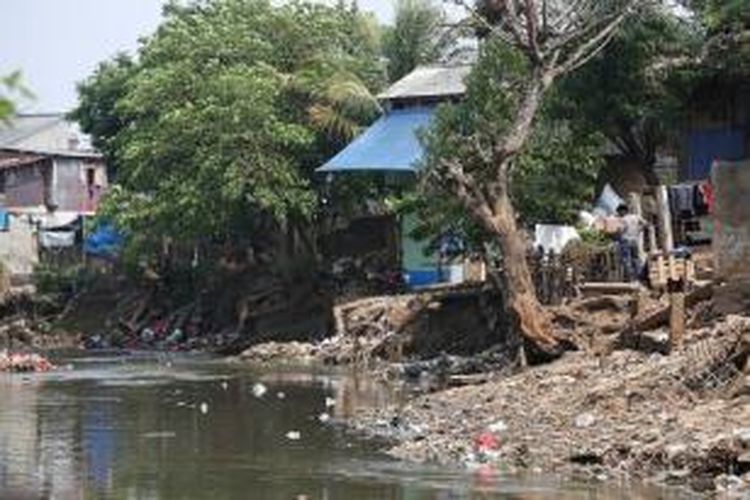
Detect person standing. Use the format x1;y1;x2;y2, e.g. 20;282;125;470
616;204;646;281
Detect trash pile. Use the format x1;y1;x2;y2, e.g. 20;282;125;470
350;315;750;495
0;350;54;373
83;323;241;353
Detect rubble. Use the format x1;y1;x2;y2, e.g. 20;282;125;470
349;315;750;495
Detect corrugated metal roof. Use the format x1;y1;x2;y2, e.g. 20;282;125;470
0;114;100;157
317;106;435;173
0;152;46;170
378;65;471;101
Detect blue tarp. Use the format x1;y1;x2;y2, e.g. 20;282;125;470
0;208;9;231
84;224;124;259
317;106;435;173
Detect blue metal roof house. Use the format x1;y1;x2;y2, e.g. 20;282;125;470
317;65;472;288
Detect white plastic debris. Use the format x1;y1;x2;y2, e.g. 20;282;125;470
252;383;268;398
324;397;336;408
487;420;508;433
574;412;596;428
220;381;229;390
200;402;209;415
318;413;331;423
285;431;301;441
277;392;286;400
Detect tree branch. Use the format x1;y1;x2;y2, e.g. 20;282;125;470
553;2;637;77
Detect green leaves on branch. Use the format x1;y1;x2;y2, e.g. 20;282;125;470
73;0;385;253
0;71;34;122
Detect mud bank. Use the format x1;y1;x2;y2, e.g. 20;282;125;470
348;315;750;497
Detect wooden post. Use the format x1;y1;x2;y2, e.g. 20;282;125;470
668;279;686;351
656;185;674;253
647;224;658;256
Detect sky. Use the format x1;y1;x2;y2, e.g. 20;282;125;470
0;0;399;114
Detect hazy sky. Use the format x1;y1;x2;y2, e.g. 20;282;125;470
0;0;398;113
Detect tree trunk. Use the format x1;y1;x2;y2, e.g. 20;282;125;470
447;73;564;356
489;192;561;355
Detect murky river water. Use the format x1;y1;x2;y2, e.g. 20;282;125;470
0;353;669;499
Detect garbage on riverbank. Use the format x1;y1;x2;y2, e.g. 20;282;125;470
350;314;750;496
0;350;54;373
240;284;511;366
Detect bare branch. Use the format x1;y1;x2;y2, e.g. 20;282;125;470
439;159;495;221
524;0;543;62
553;4;635;77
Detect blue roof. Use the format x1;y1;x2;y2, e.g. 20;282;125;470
317;106;435;173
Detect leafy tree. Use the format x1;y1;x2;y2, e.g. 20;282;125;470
425;0;643;356
414;41;603;253
74;0;385;271
688;0;750;78
382;0;458;82
552;8;697;185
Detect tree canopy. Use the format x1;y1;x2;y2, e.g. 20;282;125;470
73;0;386;260
552;6;698;182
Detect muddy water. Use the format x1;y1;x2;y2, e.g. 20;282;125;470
0;353;660;499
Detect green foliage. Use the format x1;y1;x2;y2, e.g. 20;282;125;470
552;8;698;173
0;71;33;122
689;0;750;32
33;262;85;299
69;55;135;173
512;126;603;225
692;0;750;78
410;40;604;249
382;0;458;82
74;0;386;266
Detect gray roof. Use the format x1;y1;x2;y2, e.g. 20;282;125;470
0;114;100;158
378;65;472;101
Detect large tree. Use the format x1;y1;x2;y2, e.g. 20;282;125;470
73;0;384;271
431;0;646;355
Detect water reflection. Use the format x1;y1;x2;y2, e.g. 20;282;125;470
0;354;674;499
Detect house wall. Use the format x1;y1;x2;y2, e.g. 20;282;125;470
0;214;38;278
52;158;107;213
683;85;750;180
4;160;49;209
401;213;440;287
713;160;750;280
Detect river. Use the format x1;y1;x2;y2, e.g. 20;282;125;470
0;352;666;499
